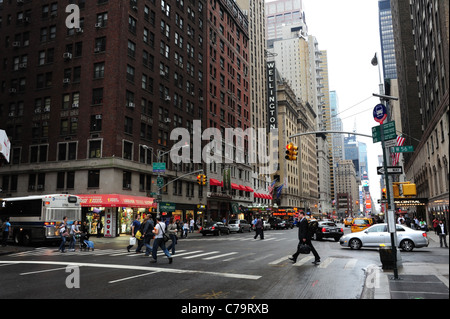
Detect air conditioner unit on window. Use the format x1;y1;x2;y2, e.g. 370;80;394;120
63;52;72;59
165;96;171;101
127;102;135;108
63;78;71;84
95;22;103;28
164;118;171;123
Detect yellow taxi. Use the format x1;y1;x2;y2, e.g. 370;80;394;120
351;218;372;233
344;217;354;227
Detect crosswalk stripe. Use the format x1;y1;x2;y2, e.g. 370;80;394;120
171;250;204;258
203;252;238;260
293;256;314;266
318;257;336;268
269;256;289;265
183;251;221;259
344;258;358;270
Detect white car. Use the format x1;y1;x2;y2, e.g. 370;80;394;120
339;223;429;252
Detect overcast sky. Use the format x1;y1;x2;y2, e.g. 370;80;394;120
267;0;385;206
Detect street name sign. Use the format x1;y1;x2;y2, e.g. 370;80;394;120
376;166;403;175
372;121;396;143
390;145;414;153
153;162;166;173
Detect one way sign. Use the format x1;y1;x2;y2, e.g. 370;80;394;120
377;166;403;175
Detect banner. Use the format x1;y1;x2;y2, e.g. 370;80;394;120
0;130;11;163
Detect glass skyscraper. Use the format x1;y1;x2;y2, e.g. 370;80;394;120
378;0;397;80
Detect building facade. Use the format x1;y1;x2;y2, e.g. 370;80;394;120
0;0;209;235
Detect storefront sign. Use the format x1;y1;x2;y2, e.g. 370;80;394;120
159;202;176;212
104;209;114;237
207;192;232;200
267;61;277;131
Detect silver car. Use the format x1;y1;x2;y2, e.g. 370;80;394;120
228;219;252;233
339;223;429;252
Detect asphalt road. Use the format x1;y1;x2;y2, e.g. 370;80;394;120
0;226;446;301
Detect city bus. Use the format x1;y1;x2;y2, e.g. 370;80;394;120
0;194;81;245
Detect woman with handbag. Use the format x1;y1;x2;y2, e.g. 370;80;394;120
150;216;173;264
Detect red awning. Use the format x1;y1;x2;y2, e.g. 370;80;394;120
231;183;240;190
244;186;254;192
77;194;156;208
209;178;223;187
254;193;260;198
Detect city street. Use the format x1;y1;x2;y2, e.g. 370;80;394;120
1;226;447;301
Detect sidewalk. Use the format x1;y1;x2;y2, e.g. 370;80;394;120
364;232;449;299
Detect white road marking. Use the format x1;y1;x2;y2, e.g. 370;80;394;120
344;258;358;270
292;256;314;266
318;257;336;268
20;267;68;276
203;252;238;260
269;256;289;265
108;271;158;284
183;251;221;259
0;260;261;280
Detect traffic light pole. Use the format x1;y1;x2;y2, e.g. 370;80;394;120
379;118;399;280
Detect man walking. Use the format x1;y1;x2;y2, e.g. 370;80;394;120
289;211;320;264
253;216;264;240
150;216;173;264
436;219;448;248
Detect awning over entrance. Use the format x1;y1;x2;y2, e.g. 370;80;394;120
209;178;223;187
77;194;155;208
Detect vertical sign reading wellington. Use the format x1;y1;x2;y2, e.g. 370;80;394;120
267;62;277;132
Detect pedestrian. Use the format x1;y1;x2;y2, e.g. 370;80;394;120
183;220;189;238
433;217;439;234
126;214;141;252
289;211;321;265
96;218;103;237
166;217;178;255
254;216;264;240
189;218;195;233
436;220;448;248
69;220;81;251
1;218;11;246
140;216;154;256
419;218;427;231
150;216;173;264
58;216;68;253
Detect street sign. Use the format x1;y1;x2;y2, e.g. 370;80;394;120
153;162;166;173
376;166;403;175
372;121;396;143
390;145;414;153
159;202;176;212
373;103;387;124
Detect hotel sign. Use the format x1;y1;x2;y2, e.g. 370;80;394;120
267;62;277;131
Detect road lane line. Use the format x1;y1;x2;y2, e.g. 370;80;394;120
170;250;204;257
0;260;261;280
20;267;68;276
109;271;158;284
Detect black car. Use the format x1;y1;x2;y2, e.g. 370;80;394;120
200;222;230;236
269;218;287;230
312;221;344;241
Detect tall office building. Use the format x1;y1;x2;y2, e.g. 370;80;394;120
378;0;397;80
391;0;449;223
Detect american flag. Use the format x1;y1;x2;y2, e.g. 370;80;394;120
268;179;277;194
391;135;405;166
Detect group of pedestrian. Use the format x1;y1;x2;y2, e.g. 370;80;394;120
126;214;176;264
57;216;88;253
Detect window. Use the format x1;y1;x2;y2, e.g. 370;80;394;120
123;140;133;160
122;171;132;189
88;170;100;188
93;62;105;78
95;37;106;52
92;87;103;104
90;114;102;131
57;142;77;161
127;40;136;57
128;16;137;34
126;64;135;82
96;12;108;27
125;117;133;134
89;140;102;158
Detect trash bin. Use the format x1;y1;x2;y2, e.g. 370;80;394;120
379;244;395;270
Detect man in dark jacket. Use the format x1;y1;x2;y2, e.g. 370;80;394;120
254;216;264;240
289;212;320;264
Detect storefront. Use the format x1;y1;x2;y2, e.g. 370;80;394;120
78;194;156;237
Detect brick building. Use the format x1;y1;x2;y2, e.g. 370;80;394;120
0;0;208;235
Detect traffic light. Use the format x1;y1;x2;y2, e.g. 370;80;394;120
392;184;400;198
381;188;387;199
197;174;202;185
201;174;206;185
285;143;299;161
